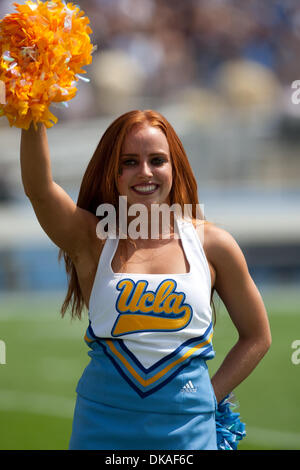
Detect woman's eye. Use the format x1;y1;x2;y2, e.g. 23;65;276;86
122;159;137;166
152;157;166;165
120;157;166;167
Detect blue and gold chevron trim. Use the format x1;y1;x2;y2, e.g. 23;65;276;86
84;322;214;398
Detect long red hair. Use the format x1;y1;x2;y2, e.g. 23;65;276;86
59;110;214;319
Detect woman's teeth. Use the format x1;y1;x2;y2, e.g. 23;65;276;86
132;184;158;193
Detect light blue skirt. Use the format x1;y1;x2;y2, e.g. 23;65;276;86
69;395;217;450
69;339;218;450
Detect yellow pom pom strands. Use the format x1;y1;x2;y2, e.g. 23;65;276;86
0;0;96;129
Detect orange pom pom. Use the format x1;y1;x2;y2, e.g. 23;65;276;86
0;0;96;129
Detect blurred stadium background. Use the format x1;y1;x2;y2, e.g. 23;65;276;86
0;0;300;450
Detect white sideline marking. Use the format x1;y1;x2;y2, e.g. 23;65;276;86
0;390;300;448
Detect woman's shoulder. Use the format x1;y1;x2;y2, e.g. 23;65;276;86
194;220;247;273
193;219;233;246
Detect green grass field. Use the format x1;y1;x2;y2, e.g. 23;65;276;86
0;288;299;450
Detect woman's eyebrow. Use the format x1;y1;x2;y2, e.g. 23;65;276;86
120;153;138;157
120;152;168;157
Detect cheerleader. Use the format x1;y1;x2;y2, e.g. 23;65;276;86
1;1;271;450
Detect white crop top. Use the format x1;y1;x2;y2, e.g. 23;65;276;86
86;217;215;375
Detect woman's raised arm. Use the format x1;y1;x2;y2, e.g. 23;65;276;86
20;123;98;259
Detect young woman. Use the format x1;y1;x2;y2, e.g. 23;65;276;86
20;109;271;450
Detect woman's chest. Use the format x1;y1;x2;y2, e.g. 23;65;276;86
111;239;190;275
76;235;216;310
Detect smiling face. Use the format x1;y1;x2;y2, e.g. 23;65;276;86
117;124;173;208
